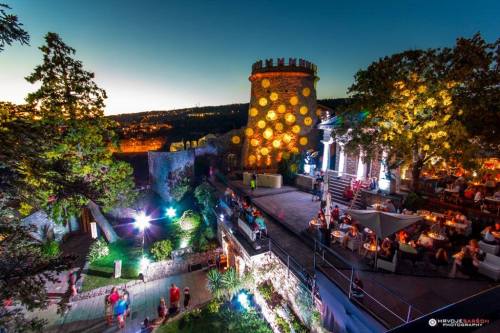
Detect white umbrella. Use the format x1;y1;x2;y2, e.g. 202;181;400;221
325;192;332;229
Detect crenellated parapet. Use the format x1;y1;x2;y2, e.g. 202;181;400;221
251;58;317;75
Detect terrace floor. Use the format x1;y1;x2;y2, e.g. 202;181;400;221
221;178;498;325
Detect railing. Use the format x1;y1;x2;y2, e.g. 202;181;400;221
314;240;424;329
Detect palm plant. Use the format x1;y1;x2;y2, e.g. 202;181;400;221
207;269;224;300
221;267;241;300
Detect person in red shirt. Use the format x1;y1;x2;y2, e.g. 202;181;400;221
332;205;340;222
108;287;120;306
169;283;180;312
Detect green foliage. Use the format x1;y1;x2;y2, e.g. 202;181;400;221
194;182;217;225
206;267;247;301
150;239;173;261
257;281;274;302
86;238;109;263
221;267;240;300
0;4;30;52
206;299;222;313
295;283;314;326
291;317;308;333
170;176;191;202
275;314;291;333
403;192;424;211
41;240;60;258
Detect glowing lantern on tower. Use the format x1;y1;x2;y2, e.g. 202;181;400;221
272;139;281;148
283;133;292;144
261;147;269;156
251;138;259;147
250;108;259;117
263;128;273;140
302;87;311;97
231;136;241;144
266;110;277;121
277;104;286;113
304;116;313;126
289;96;298;105
270;92;278;101
261;79;270;88
259;97;268;106
257;120;266;129
299;137;308;146
245;128;254;136
292;125;301;134
300;106;308;115
275;122;284;131
285;113;296;124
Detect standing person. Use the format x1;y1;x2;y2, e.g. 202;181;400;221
114;295;127;329
109;287;120;307
104;295;113;326
312;180;319;201
183;287;191;310
157;298;167;323
319;179;325;202
122;289;131;320
332;205;340;223
250;172;257;191
169;283;180;314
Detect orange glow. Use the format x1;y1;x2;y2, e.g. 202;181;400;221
283;133;292;143
261;147;269;156
302;87;311;97
266;110;277;121
261;79;270;88
299;137;308;145
257;120;266;128
113;137;165;153
270;92;279;101
277;104;286;113
299;106;308;115
275;122;284;131
285;113;296;124
251;138;259;147
263;127;273;140
245;127;254;136
250;107;259;117
289;96;299;106
272;139;281;148
304;116;313;126
248;155;256;164
292;125;301;134
259;97;268;106
231;136;241;144
250;72;313;82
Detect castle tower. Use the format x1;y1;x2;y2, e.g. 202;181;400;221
241;58;319;169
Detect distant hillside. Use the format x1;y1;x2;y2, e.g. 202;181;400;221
109;98;349;141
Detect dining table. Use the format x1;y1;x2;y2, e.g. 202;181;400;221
331;230;346;244
485;196;500;215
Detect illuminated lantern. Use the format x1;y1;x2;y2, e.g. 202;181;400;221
263;127;273;140
275;122;284;131
261;79;270;88
283;133;292;143
257;120;266;128
248;155;256;164
291;147;299;153
249;107;259;117
266;156;272;166
245;127;254;136
266;110;277;121
316;109;322;116
302;87;311;97
251;138;259;147
261;147;269;156
292;125;301;134
270;92;278;101
259;97;268;106
272;139;281;148
231;135;241;144
304;116;313;126
299;137;308;145
285;113;296;124
299;106;308;115
277;104;286;113
289;96;298;106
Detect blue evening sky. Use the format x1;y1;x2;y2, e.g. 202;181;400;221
1;0;498;115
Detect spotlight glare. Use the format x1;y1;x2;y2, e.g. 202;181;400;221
166;207;177;218
134;212;150;231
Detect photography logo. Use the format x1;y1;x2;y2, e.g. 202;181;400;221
429;318;437;327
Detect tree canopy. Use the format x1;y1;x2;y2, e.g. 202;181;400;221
0;3;29;52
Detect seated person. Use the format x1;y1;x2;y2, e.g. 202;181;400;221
343;186;354;200
342;225;361;247
474;190;483;204
464;186;475;200
332;205;340;222
385;200;396;213
482;226;499;245
450;246;479;277
397;230;410;243
254;215;267;235
430;220;446;236
430;248;449;266
378;237;395;260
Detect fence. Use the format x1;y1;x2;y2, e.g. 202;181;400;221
314;240;424;329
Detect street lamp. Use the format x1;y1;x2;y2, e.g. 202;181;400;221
134;211;151;254
166;207;177;219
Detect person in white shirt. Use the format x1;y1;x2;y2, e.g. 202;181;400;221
474;190;483;204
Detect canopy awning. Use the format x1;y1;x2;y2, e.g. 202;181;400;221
346;209;422;239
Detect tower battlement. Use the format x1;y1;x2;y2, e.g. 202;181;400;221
251;58;317;75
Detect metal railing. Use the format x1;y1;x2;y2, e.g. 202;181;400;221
314;240;424;329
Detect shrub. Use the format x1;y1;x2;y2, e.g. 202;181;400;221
150;239;173;261
41;240;60;258
171;176;191;202
87;238;109;263
275;314;291;333
257;281;274;302
206;299;222;313
404;192;424;211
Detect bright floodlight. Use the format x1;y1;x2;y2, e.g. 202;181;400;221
166;207;177;218
139;256;150;273
135;211;150;231
238;292;250;310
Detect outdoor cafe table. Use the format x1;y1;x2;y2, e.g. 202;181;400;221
398;242;418;255
485;197;500;215
362;242;380;260
331;230;345;244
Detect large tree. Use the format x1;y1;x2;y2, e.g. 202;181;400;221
0;3;29;52
337;34;498;191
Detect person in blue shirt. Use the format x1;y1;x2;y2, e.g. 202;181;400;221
114;295;127;329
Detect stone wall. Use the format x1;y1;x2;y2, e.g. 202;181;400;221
148;150;195;202
241;60;320;169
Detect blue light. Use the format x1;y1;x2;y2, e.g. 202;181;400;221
166;207;176;218
237;292;250;310
134;212;151;231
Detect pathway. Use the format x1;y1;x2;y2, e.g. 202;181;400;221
29;270;211;333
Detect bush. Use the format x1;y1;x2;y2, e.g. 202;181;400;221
41;240;60;258
206;299;222;313
404;192;424;211
150;239;173;261
171;176;191;202
87;238;109;263
275;314;291;333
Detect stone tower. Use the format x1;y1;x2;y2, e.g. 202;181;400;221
241;58;319;169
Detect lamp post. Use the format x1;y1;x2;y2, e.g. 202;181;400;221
134;211;150;255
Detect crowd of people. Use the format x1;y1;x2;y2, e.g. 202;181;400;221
225;187;267;238
103;283;191;331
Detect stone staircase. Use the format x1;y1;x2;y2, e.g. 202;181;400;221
326;171;368;209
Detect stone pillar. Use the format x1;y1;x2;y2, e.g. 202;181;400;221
321;129;333;172
337;144;345;176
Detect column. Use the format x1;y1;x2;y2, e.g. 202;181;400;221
337;144;345;176
321;129;334;172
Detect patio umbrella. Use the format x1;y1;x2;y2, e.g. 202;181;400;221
346;209;422;266
325;192;332;229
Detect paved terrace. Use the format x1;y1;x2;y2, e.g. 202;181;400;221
220;178;497;326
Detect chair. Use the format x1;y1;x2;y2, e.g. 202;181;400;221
479;241;500;255
377;250;398;273
478;253;500;281
346;236;363;252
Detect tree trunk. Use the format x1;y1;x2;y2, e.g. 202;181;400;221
87;200;119;243
411;161;423;193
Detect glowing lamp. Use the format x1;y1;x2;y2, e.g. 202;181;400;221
266;110;277;121
231;136;241;144
270;92;278;101
259;97;268;107
291;147;299;153
261;147;269;156
283;134;292;143
299;106;308;115
249;108;259;117
245;128;254;136
272;140;281;148
139;256;150;274
292;125;301;134
166;207;177;218
134;212;151;231
248;155;256;164
250;139;259;147
275;122;284;131
299;137;308;146
302;87;311;97
277;104;286;113
289;96;298;106
261;79;270;88
285;113;296;124
304;116;313;126
257;120;266;129
263;128;273;140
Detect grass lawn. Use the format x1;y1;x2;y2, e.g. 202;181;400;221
81;240;142;292
156;302;272;333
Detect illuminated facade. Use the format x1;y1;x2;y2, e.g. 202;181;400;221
240;58;320;169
